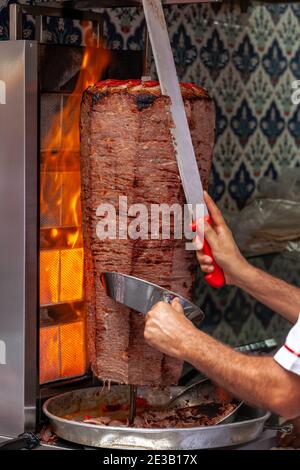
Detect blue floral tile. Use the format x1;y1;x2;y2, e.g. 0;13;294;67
102;11;124;50
251;6;273;53
208;164;226;202
248;70;270;117
105;6;142;42
260;101;285;146
222;8;244;49
274;133;297;167
254;303;274;329
200;294;223;334
216;131;241;178
188;62;207;89
127;19;145;51
231;99;257;146
171;23;197;78
217;67;242;114
44;17;82;46
0;0;10;40
187;3;211;45
23;14;34;40
115;7;138;35
232;34;259;83
253;253;276;272
262;39;288;85
288;106;300;144
210;2;223;16
271;253;300;286
278;11;299;57
200;29;229;80
228;162;255;209
290;45;300;79
291;3;300;23
246;132;270;177
266;3;288;25
276;74;294;117
214;99;228;140
263;161;278;180
224;290;253;336
0;1;34;41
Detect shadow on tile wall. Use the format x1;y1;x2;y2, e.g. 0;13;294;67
1;0;299;345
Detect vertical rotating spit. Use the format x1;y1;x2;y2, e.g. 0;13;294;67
129;385;138;425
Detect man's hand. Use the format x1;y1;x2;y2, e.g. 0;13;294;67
277;417;300;448
195;192;300;323
196;191;250;285
144;298;196;359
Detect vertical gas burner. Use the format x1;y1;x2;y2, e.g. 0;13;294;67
0;3;144;438
39;38;110;385
40;87;86;383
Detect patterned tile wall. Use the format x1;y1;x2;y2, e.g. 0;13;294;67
1;1;299;345
101;2;300;212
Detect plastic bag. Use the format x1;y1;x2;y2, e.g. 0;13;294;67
227;169;300;257
257;168;300;202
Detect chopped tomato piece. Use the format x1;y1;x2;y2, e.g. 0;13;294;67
136;396;150;409
143;80;159;87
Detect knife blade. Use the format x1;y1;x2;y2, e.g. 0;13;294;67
101;272;205;324
142;0;225;288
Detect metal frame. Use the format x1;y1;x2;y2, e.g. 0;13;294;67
1;4;146;439
67;0;220;6
9;3;104;44
0;40;38;437
73;1;299;6
3;4;106;439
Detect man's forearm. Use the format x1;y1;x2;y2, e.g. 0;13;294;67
181;328;300;418
233;263;300;324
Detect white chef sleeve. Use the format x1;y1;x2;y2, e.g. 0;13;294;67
274;315;300;376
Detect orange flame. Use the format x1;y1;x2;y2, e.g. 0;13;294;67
40;27;110;383
40;321;86;383
40;27;110;304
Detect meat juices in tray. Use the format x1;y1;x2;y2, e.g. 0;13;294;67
80;79;215;386
65;399;238;429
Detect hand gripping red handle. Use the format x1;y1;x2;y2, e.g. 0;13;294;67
202;215;226;288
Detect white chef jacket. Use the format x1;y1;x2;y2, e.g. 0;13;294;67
274;315;300;376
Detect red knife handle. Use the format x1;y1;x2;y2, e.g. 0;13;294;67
202;215;226;288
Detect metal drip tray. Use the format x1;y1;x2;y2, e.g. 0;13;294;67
43;386;271;450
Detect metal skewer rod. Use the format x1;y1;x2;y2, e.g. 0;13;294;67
129;385;137;425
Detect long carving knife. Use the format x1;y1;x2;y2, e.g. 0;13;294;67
142;0;225;288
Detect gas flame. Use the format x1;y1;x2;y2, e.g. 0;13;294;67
40;27;109;304
40;27;109;383
41;38;110;232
